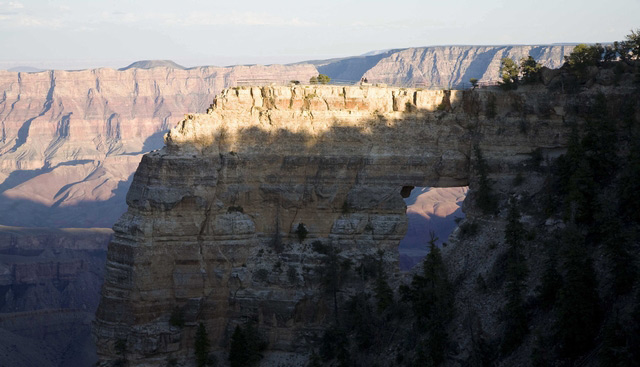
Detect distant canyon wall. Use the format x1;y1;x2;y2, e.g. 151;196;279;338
316;45;574;87
0;45;573;228
0;226;112;367
0;65;318;227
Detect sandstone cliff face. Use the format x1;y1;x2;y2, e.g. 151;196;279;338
361;45;574;87
93;83;580;365
0;47;574;229
0;65;318;227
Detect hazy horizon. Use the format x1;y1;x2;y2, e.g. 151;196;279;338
1;0;638;70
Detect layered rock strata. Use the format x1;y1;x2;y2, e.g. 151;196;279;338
0;65;317;227
94;82;583;365
0;226;112;366
361;45;574;87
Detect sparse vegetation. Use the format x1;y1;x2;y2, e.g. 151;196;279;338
169;306;185;328
195;323;211;367
310;74;331;85
295;223;308;243
400;232;454;366
499;58;519;90
520;56;542;84
229;323;267;367
227;205;244;213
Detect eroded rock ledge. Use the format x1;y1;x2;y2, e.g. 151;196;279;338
93;84;587;365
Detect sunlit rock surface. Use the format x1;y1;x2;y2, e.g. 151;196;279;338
94;83;583;365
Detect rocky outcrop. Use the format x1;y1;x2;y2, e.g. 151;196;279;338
93;82;595;365
0;65;318;227
0;46;575;229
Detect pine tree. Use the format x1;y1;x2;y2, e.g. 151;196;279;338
501;198;528;354
229;323;266;367
520;56;542;84
499;58;519;89
554;227;601;358
537;254;562;308
401;232;454;365
195;323;210;367
374;252;394;313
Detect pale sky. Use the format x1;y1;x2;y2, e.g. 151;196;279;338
0;0;638;70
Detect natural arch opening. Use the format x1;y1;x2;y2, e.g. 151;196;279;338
399;186;468;270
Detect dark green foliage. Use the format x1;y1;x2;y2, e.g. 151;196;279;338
529;148;543;169
227;205;244;213
512;172;524;186
630;292;640;362
476;273;487;293
229;323;266;367
552;94;619;225
533;88;640;363
344;293;376;350
473;145;498;214
374;275;393;313
169;306;185;328
271;218;283;253
530;333;547;367
501;199;529;354
296;223;308;243
313;242;351;323
317;74;331;84
400;234;454;366
458;220;479;238
619;139;640;224
307;351;322;367
624;28;640;59
320;327;350;366
537;255;562;309
370;250;394;313
470;78;479;88
520;56;542;84
554;227;601;358
564;43;602;79
341;201;351;214
309;76;317;84
499;58;519;90
195;323;211;367
253;268;269;282
595;203;637;295
114;339;127;355
113;339;127;367
600;317;635;367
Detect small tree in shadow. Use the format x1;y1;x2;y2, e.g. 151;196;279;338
473;144;498;214
229;323;267;367
195;323;211;367
295;223;308;243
